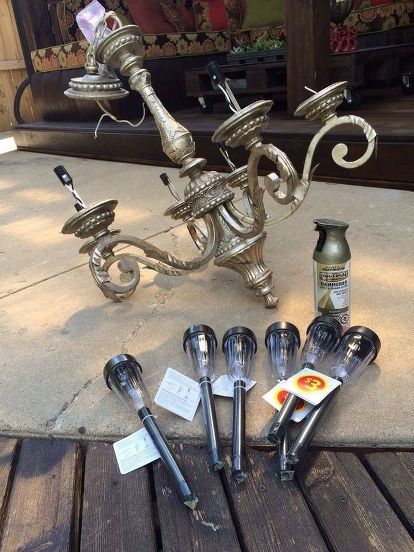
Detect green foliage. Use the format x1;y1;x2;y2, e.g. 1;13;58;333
230;34;285;54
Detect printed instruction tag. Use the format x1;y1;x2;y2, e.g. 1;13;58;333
262;382;314;422
212;375;256;398
154;367;200;421
113;428;160;475
280;368;342;406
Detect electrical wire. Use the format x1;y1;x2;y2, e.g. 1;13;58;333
94;101;146;139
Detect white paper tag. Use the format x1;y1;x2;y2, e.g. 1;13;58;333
113;428;161;475
212;375;256;398
262;382;314;422
280;368;342;406
154;367;200;421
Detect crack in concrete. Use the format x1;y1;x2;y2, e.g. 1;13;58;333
121;228;180;349
0;222;185;301
45;375;99;430
121;287;174;349
43;230;181;432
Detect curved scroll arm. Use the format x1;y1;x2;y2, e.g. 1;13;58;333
89;214;218;301
233;143;308;228
302;114;377;184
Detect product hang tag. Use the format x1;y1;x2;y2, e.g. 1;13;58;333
113;427;161;475
154;367;200;421
212;375;256;398
262;382;314;422
280;368;342;406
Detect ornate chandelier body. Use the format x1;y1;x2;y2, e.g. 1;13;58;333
62;21;377;308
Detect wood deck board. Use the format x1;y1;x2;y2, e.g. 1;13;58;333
0;438;411;551
223;447;327;552
0;439;78;552
13;94;414;190
0;438;17;540
363;451;414;536
80;442;157;552
295;451;414;552
152;443;241;552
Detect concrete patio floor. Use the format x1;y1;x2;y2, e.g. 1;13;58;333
0;137;413;448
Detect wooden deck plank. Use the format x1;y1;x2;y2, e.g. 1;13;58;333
153;444;241;552
0;439;78;552
295;451;414;552
80;442;157;552
363;451;414;536
0;438;17;538
223;447;327;552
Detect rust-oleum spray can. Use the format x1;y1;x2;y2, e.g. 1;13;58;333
313;219;351;331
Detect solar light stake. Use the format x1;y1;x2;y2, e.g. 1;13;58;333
104;354;198;509
287;326;380;464
183;325;224;471
278;431;294;481
267;316;342;445
265;321;301;480
223;327;257;483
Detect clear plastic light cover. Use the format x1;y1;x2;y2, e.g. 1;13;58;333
301;320;341;368
267;329;300;381
107;361;150;412
184;332;216;379
224;335;256;381
330;332;377;383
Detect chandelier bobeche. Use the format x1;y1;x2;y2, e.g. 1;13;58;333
61;14;377;308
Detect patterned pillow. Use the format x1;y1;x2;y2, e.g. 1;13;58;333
242;0;285;30
128;0;176;33
223;0;242;31
193;0;229;31
160;1;196;31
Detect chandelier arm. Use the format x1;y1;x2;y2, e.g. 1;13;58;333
91;214;217;269
247;143;303;206
187;220;208;252
217;189;265;239
88;218;218;301
227;201;255;226
302;114;377;184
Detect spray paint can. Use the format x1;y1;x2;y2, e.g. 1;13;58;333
313;219;351;331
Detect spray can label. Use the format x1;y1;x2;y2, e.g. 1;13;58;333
313;260;350;330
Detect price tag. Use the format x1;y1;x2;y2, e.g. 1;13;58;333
280;368;342;406
212;375;256;398
113;428;161;474
154;368;200;421
262;382;314;422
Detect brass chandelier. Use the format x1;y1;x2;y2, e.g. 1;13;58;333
61;14;377;308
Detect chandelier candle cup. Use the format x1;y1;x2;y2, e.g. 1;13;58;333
267;316;342;445
183;325;224;471
313;219;351;331
265;322;301;481
104;354;198;509
287;326;381;464
223;327;257;483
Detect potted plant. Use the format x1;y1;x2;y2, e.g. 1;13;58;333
227;34;286;65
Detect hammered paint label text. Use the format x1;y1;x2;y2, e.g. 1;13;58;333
314;260;350;329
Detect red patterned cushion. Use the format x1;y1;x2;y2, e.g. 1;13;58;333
161;1;196;31
128;0;176;33
223;0;242;31
193;0;229;31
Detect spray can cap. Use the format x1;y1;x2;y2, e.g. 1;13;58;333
314;219;349;252
314;219;349;229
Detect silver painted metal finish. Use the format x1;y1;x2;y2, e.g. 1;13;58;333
62;20;377;307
